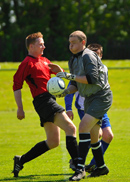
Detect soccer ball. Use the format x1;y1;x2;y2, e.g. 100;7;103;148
47;77;65;95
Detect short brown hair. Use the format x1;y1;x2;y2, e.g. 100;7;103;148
25;32;43;50
87;43;103;54
69;30;87;45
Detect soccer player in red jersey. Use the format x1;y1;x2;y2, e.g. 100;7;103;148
12;32;78;177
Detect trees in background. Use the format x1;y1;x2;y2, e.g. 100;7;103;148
0;0;130;61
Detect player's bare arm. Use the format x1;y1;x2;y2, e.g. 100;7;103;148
75;75;88;84
66;111;74;120
67;84;78;94
48;63;63;73
14;90;25;120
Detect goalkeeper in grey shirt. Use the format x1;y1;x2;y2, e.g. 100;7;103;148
49;30;112;181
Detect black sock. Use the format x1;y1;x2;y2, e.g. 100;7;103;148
77;133;91;169
91;141;105;168
20;141;49;164
66;136;78;163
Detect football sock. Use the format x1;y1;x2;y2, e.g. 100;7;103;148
66;136;78;162
77;133;91;169
101;139;109;154
89;139;109;165
91;141;105;168
20;140;49;164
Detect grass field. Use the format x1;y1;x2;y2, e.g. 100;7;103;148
0;60;130;182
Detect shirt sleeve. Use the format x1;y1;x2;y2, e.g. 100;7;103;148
13;61;30;91
64;93;74;111
64;81;74;111
82;53;100;84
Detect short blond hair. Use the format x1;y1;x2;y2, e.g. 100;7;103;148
25;32;43;50
69;30;87;45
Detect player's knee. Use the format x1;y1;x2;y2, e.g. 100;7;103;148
66;124;76;136
99;128;103;138
102;129;114;143
51;142;59;149
70;124;77;135
109;131;114;141
47;138;60;149
71;124;76;133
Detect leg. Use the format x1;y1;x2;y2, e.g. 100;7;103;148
87;124;109;177
77;114;99;168
102;126;114;144
44;122;60;149
69;114;98;181
90;124;105;168
54;111;78;164
12;122;60;177
99;126;114;156
54;111;76;136
69;109;84;171
20;122;60;164
87;113;113;169
70;114;109;180
99;128;103;138
101;113;114;154
85;125;101;172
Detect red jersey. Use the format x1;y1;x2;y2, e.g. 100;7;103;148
13;55;56;98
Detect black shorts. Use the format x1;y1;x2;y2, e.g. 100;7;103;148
33;92;65;127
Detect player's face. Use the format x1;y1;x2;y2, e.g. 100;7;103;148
69;36;84;54
96;49;103;59
31;38;45;57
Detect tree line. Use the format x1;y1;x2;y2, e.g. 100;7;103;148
0;0;130;62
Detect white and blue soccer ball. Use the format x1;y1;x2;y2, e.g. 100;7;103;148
47;77;65;95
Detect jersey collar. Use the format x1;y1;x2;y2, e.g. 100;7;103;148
73;49;85;57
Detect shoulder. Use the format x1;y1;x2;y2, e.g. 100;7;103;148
82;48;97;60
40;56;50;62
82;48;98;66
23;56;34;66
22;55;36;63
18;56;37;70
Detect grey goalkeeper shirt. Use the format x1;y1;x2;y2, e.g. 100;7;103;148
69;48;110;97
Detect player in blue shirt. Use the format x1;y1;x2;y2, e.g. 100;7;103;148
65;43;113;173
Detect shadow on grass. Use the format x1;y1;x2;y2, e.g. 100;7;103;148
0;173;72;182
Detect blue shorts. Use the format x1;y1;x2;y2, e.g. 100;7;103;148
101;113;111;129
78;110;111;129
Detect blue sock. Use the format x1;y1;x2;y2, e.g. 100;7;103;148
89;140;109;166
101;140;109;154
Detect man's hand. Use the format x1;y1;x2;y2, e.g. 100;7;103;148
14;90;25;120
66;111;74;120
56;89;70;98
56;72;76;80
17;108;25;120
48;63;63;73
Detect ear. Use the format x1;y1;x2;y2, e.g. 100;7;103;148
29;44;33;49
82;40;86;45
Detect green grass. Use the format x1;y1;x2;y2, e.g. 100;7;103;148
0;61;130;182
